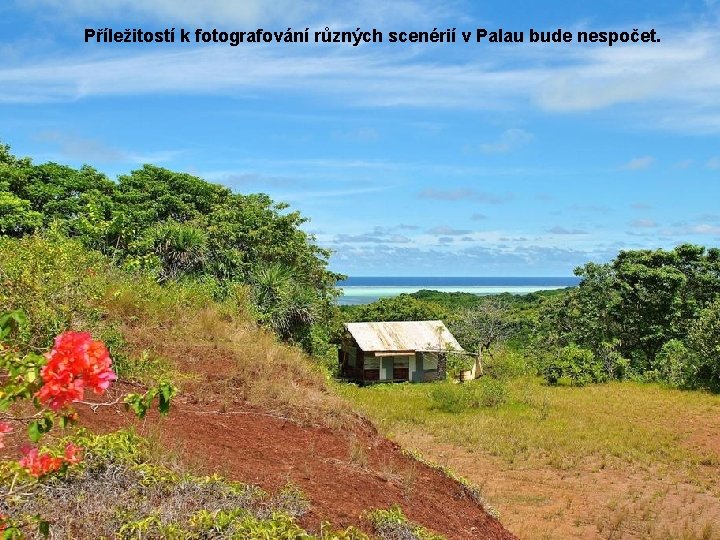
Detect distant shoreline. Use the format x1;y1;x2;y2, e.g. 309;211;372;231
337;276;580;305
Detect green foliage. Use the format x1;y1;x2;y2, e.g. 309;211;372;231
123;381;178;418
341;294;448;323
651;339;692;388
445;352;474;379
429;383;468;413
0;142;341;347
470;377;509;408
0;232;110;351
536;245;720;390
367;506;445;540
540;344;604;386
687;299;720;391
483;348;532;379
449;297;515;357
0;190;43;236
250;263;316;344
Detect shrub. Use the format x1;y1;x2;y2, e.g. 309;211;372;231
540;345;605;386
484;347;532;379
429;378;508;413
0;232;110;351
652;339;693;387
445;352;474;379
596;340;631;381
367;505;444;540
687;299;720;391
428;384;467;413
541;358;564;385
468;377;509;408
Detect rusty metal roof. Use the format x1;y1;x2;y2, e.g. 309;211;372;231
344;320;464;353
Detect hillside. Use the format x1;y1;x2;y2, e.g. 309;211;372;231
0;234;514;539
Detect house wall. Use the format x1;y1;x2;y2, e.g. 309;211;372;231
341;335;447;383
410;354;423;382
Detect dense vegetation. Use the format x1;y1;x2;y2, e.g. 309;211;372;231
536;246;720;390
0;142;340;352
339;248;720;391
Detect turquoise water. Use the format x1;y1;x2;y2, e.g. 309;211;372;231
337;276;579;305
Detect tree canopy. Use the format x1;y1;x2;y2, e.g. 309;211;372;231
0;142;340;348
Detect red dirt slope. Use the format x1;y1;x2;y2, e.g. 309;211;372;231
77;391;516;540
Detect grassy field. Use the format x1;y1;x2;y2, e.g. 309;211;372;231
337;377;720;539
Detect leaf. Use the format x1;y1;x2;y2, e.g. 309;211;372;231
157;382;177;416
27;415;53;443
0;310;27;341
37;520;50;538
124;393;148;419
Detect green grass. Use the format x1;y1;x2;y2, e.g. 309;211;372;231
337;377;720;470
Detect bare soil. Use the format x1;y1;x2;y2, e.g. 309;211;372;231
69;391;515;540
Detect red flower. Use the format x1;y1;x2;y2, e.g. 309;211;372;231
84;338;115;393
18;445;64;478
0;422;11;449
35;331;116;410
63;442;82;465
18;443;84;477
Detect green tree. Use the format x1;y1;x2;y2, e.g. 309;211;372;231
0;142;341;350
687;299;720;391
342;294;448;323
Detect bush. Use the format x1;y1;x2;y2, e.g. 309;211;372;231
687;299;720;391
596;340;631;381
484;348;532;379
564;345;605;386
471;377;509;408
542;360;564;385
367;505;443;540
0;232;111;350
1;430;325;539
429;383;467;413
540;345;604;386
445;352;474;379
652;339;692;387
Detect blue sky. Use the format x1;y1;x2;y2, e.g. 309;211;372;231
1;1;719;276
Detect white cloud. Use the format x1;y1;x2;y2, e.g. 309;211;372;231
480;128;534;154
19;0;452;27
20;0;316;26
688;223;720;234
36;130;178;164
707;157;720;169
621;156;654;170
547;226;588;235
426;226;473;235
418;189;514;203
1;13;720;132
629;219;658;228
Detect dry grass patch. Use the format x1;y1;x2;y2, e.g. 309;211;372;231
104;279;355;427
338;378;720;539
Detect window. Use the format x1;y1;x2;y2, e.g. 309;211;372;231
393;356;409;368
364;357;380;370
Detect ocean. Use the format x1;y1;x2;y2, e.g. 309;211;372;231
337;276;580;305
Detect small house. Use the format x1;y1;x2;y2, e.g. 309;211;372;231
339;320;464;384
